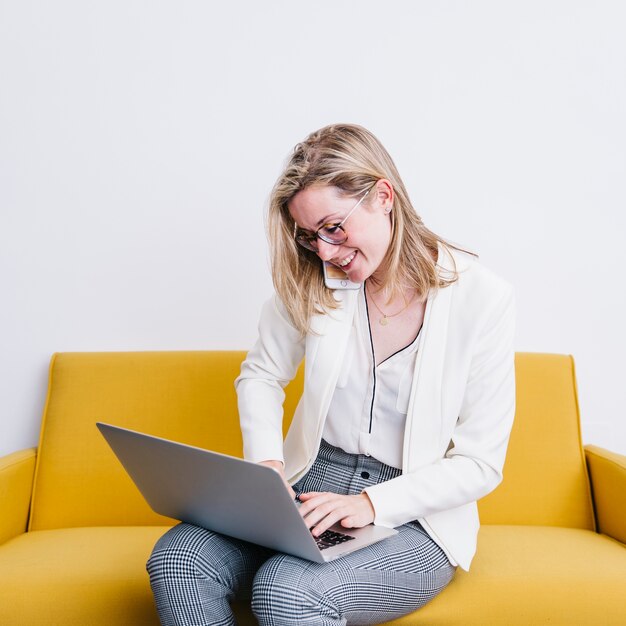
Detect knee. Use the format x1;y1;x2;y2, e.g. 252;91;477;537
146;523;228;586
251;555;338;625
146;523;202;583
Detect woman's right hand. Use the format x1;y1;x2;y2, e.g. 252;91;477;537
258;459;296;500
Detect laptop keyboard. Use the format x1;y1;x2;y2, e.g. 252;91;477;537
314;529;356;551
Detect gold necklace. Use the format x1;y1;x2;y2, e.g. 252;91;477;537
368;289;417;326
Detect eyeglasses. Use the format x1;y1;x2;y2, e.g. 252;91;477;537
293;185;374;252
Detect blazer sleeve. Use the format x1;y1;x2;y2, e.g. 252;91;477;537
235;295;305;465
364;284;516;527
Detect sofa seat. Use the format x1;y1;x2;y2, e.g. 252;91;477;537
1;524;624;626
388;525;626;625
0;526;168;626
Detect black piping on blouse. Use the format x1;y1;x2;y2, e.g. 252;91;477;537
363;282;424;435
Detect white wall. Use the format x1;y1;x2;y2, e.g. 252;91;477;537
1;0;625;457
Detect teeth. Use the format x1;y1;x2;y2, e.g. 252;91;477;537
338;252;356;267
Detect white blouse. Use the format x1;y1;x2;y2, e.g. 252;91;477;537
322;286;423;469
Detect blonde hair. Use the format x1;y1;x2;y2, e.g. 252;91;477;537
267;123;476;335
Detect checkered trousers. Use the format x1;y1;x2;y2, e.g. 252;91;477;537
147;439;456;626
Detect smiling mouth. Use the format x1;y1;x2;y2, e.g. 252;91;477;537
334;251;357;268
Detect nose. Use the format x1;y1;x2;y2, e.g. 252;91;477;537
316;239;337;262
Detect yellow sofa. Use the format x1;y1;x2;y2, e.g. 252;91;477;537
1;351;625;625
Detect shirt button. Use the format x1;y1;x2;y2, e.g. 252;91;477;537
361;471;370;479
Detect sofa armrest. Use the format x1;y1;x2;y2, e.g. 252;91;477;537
585;445;626;545
0;448;37;545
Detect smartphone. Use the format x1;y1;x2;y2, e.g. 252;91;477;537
323;261;361;290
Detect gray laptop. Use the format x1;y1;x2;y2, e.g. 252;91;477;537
96;422;398;563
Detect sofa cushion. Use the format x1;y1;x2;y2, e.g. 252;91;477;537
0;526;168;626
391;525;626;625
30;352;252;529
477;354;595;529
1;525;624;626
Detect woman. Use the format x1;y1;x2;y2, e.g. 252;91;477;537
147;124;516;625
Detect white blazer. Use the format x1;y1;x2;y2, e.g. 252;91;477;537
236;242;516;571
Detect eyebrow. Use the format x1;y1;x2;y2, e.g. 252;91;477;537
296;216;338;236
317;214;340;227
295;213;341;234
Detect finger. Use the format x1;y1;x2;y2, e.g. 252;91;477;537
297;492;322;500
298;491;330;515
300;496;339;528
296;492;335;517
339;516;364;529
303;499;352;534
311;507;352;537
312;497;371;533
301;501;336;529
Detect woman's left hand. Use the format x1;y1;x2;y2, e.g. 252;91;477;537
297;492;375;537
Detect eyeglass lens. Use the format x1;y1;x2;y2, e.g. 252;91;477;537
296;225;347;251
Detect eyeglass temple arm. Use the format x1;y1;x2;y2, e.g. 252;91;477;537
337;186;373;228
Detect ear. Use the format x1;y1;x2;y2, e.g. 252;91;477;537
373;179;394;213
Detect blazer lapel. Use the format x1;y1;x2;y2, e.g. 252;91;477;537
303;288;360;447
402;243;464;471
